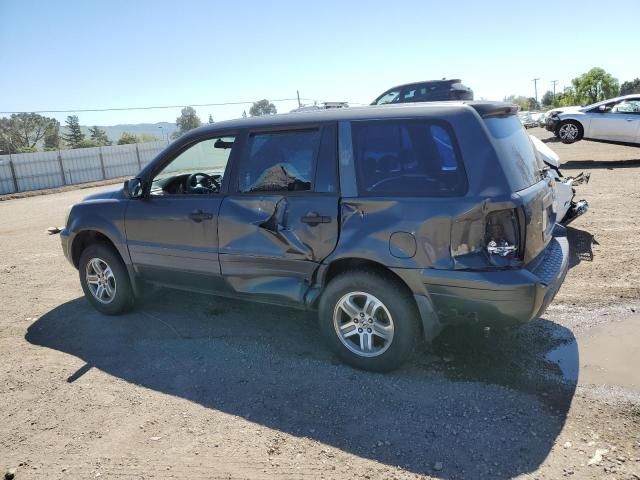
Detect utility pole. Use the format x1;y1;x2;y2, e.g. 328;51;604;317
532;78;540;108
296;90;301;108
551;80;559;101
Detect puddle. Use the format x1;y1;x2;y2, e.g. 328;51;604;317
545;341;579;384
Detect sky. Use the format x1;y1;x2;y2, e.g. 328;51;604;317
1;0;639;126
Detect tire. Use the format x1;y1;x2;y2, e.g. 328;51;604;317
556;120;583;144
79;243;135;315
318;270;419;372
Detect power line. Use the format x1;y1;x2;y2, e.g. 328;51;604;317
0;97;317;115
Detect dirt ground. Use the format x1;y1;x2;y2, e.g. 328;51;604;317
1;130;639;479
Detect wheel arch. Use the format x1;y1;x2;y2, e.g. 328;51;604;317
72;228;140;297
312;257;440;339
71;230;121;268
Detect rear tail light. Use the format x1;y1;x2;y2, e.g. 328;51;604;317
450;207;524;269
485;209;521;261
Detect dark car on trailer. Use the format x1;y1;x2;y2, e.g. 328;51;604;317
372;79;473;105
57;102;569;371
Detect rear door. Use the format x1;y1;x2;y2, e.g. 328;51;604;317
217;123;339;304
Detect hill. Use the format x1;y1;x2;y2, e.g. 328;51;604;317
80;122;178;143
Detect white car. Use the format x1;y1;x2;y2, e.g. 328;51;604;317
529;135;589;224
547;94;640;145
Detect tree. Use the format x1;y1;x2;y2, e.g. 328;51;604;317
175;106;201;136
76;139;99;148
208;114;214;124
89;126;111;146
0;113;58;153
249;99;277;116
571;67;619;104
117;132;139;145
504;95;530;111
242;110;247;118
139;133;158;143
43;119;61;151
620;78;640;96
541;90;554;107
62;115;85;148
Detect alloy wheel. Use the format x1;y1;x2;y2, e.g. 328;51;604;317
85;257;117;304
333;291;395;357
559;123;579;141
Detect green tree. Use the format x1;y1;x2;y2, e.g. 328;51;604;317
175;106;202;136
117;132;139;145
89;126;111;146
76;139;99;148
208;114;214;124
249;99;277;116
505;95;530;111
0;113;57;153
571;67;619;104
139;133;159;143
541;90;554;107
43;119;61;151
62;115;85;148
620;78;640;95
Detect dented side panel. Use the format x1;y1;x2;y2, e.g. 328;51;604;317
218;194;339;303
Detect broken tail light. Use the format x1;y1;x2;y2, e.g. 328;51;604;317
485;209;521;261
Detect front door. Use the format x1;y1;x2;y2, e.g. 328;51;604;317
217;124;339;304
125;135;236;291
588;99;640;142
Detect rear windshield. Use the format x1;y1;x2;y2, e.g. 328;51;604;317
483;116;543;190
351;119;467;196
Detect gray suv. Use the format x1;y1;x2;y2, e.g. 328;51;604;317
59;102;569;371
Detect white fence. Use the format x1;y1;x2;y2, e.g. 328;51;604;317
0;141;168;195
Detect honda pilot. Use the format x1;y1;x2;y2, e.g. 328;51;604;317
58;102;569;371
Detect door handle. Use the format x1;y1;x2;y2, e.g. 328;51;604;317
189;209;213;222
301;213;331;226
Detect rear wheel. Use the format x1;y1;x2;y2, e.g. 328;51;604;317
318;270;419;372
557;120;583;144
79;243;134;315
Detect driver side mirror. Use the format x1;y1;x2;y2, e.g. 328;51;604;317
123;178;144;199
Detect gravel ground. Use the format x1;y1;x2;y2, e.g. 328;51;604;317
0;130;639;479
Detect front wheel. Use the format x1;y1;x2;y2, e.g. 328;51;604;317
318;271;419;372
557;120;583;144
79;243;134;315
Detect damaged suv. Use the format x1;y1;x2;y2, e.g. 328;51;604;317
58;102;569;371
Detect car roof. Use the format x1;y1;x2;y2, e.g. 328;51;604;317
191;101;512;134
380;79;464;92
582;94;640;110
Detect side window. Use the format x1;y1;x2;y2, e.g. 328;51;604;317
351;119;467;197
151;137;235;195
238;129;321;192
613;100;640;114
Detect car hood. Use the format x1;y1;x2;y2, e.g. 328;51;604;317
82;185;125;202
549;105;581;115
529;135;560;169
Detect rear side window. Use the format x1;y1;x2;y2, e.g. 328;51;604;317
483;116;542;190
238;129;320;192
351;119;467;196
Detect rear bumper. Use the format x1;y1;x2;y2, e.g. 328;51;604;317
421;231;569;327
